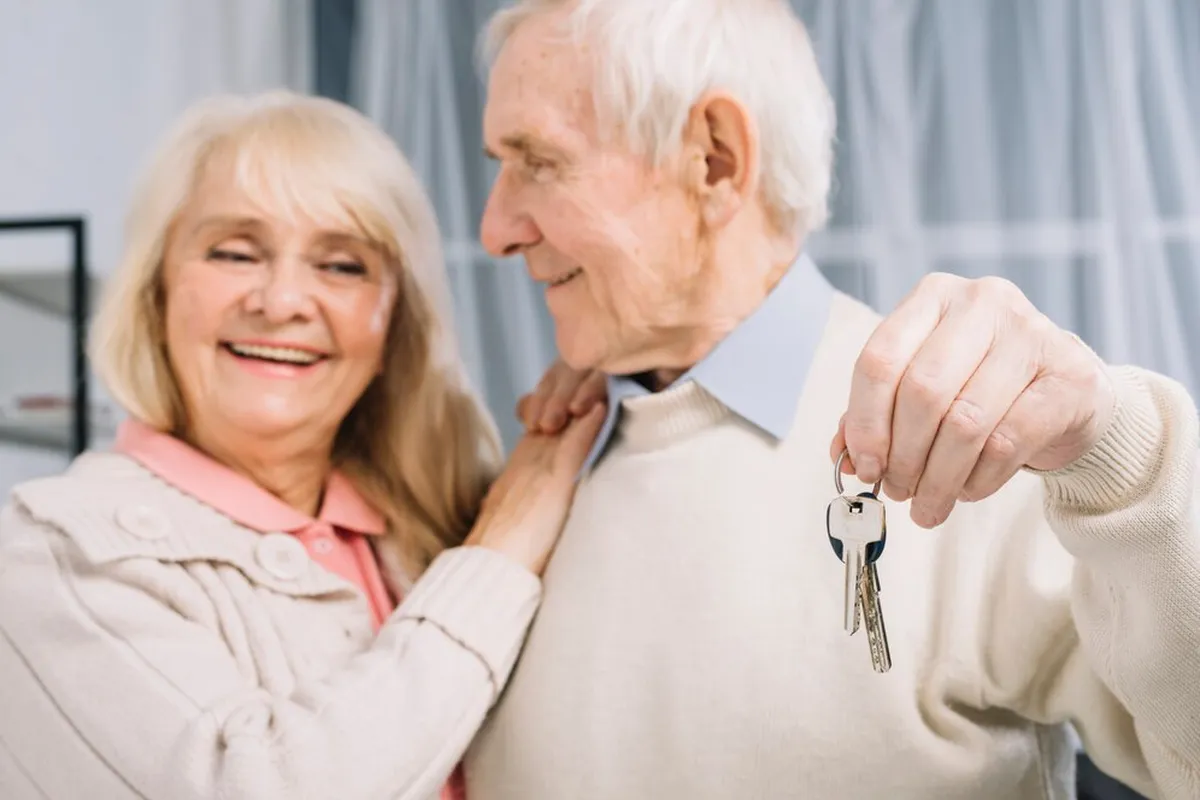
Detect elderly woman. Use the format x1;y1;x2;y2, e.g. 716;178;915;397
0;91;604;800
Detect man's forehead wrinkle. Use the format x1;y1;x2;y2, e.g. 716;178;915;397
498;81;596;150
485;10;603;156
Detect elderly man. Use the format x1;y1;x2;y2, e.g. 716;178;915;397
465;1;1200;798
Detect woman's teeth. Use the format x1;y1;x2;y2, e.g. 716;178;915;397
225;343;322;365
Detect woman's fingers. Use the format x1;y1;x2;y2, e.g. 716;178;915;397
554;402;607;475
520;373;553;431
516;392;534;426
538;372;582;432
568;370;607;415
520;362;608;434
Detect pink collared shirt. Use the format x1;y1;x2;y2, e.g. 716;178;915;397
114;419;466;800
115;418;396;628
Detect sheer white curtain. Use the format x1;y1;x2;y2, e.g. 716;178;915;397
797;0;1200;394
354;0;1200;448
355;0;558;447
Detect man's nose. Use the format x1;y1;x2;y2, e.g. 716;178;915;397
480;177;541;258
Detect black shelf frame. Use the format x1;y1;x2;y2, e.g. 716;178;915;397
0;216;90;456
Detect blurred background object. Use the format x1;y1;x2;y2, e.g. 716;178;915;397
0;0;310;487
1;2;1193;797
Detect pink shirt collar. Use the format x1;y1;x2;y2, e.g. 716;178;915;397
113;418;386;536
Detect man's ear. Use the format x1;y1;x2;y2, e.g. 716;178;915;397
681;92;759;228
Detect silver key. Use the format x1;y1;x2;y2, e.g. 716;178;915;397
859;561;892;673
827;493;885;633
828;448;886;634
848;566;862;635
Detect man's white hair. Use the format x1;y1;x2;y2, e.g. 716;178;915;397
480;0;836;238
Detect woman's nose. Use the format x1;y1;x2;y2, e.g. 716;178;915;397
247;257;319;323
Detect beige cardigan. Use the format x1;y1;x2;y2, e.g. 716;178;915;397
0;453;541;800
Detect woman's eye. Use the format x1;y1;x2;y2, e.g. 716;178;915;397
207;248;257;263
322;260;367;276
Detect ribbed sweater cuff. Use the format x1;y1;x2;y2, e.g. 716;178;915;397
1035;366;1165;511
395;546;542;699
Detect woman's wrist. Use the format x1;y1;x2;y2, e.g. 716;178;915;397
466;523;544;577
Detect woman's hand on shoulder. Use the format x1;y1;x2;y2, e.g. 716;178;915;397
516;360;607;434
467;402;606;576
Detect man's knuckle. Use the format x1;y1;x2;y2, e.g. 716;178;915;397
975;275;1016;296
842;419;886;454
919;272;960;292
944;397;991;441
982;427;1020;462
900;368;948;408
857;346;905;385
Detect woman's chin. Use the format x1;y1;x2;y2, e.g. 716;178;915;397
214;407;335;446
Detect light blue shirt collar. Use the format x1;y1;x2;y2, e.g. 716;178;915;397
582;252;835;471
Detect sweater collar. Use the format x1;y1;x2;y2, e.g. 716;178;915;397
583;252;835;471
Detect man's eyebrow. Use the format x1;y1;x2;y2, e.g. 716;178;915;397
483;134;570;162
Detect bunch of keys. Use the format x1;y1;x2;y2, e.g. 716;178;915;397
825;448;891;673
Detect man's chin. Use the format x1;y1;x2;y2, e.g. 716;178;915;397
555;330;606;373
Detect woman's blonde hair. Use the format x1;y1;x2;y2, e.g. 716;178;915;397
89;90;503;578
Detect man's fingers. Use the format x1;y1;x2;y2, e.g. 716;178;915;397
885;299;994;502
844;274;956;484
961;373;1064;502
829;415;847;463
829;416;857;475
908;334;1036;526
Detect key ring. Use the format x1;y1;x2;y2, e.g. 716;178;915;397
834;447;883;496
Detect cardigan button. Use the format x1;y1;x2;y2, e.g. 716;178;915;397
114;505;171;541
255;533;309;581
221;705;273;742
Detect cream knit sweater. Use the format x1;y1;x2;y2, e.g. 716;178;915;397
465;293;1200;800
